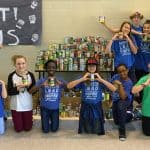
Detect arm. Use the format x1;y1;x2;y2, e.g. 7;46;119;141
113;80;127;100
124;34;137;54
7;73;19;96
132;78;150;94
0;80;7;99
29;78;47;94
105;33;118;53
102;22;119;34
131;29;145;36
27;72;36;92
95;73;117;92
67;73;90;89
29;86;39;94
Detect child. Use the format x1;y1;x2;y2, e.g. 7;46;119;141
0;80;7;135
132;63;150;136
106;21;137;82
134;20;150;103
29;60;66;133
135;20;150;75
67;57;116;135
7;55;35;132
110;64;133;141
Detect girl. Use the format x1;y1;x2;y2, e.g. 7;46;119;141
7;55;35;132
67;57;116;135
0;80;7;135
106;21;137;82
29;60;66;133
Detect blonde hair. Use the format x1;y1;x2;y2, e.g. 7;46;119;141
11;55;27;65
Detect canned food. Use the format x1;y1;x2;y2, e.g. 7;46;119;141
90;74;95;81
22;77;28;85
99;16;105;23
48;78;55;87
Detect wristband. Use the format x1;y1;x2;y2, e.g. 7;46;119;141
141;83;146;88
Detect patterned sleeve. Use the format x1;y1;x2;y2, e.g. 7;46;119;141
7;72;19;96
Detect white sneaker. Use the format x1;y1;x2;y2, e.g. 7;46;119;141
119;135;126;141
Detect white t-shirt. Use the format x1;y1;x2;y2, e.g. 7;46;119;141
10;73;33;111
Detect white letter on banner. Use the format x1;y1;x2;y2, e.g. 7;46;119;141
0;30;3;45
0;8;10;22
13;7;18;20
7;30;19;45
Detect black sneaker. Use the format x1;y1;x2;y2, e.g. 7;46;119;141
97;131;105;136
119;134;126;141
119;128;126;141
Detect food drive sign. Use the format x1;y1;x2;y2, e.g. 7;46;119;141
0;0;42;45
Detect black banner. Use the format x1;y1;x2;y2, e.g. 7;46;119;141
0;0;42;45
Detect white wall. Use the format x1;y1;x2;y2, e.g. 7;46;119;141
0;0;150;81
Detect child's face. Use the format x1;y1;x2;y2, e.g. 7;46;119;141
117;66;128;80
46;62;57;76
121;23;131;35
143;24;150;34
15;58;27;73
132;16;141;26
87;65;97;73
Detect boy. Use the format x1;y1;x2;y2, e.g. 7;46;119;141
110;64;133;141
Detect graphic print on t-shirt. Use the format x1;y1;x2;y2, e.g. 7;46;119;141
119;41;131;56
140;41;150;53
44;86;59;102
84;82;99;100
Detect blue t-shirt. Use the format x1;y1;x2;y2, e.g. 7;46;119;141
134;34;150;71
139;41;150;72
36;77;66;110
131;25;146;70
131;25;143;45
75;80;105;104
110;74;133;102
0;84;4;117
111;39;135;69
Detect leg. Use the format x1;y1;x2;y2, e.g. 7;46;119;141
40;107;51;133
117;101;130;140
134;69;146;104
78;104;84;134
117;101;128;131
0;117;5;135
11;110;23;132
112;102;119;125
50;109;59;132
126;111;133;123
22;110;33;131
98;103;105;135
142;116;150;136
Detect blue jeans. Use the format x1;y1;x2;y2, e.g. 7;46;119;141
112;100;132;131
40;107;59;133
0;117;5;135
